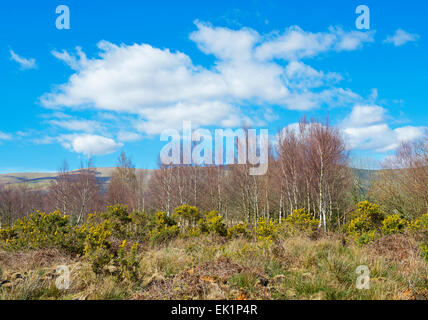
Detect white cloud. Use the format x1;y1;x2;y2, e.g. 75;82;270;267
275;117;426;156
0;131;12;141
334;28;375;51
42;38;288;113
344;124;393;151
282;88;360;111
394;126;426;142
285;61;342;89
190;21;259;61
342;105;426;152
41;22;372;136
51;47;88;70
10;50;37;70
49;119;102;133
384;29;419;46
59;134;123;156
117;131;142;142
255;26;374;61
342;105;386;127
135;101;244;135
33;136;55;145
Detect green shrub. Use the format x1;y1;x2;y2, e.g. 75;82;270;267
0;227;17;244
85;247;113;275
183;226;203;238
381;214;406;235
227;223;251;239
129;210;151;240
115;241;140;281
148;225;180;244
354;230;377;246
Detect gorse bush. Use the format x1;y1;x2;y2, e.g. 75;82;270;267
348;201;385;245
347;202;427;254
1;202;425;281
407;213;428;262
227;222;251;239
86;247;113;275
420;241;428;262
148;225;180;244
81;206;144;277
173;204;201;230
381;214;406;235
129;210;151;239
81;220;112;255
150;211;177;228
355;230;377;246
0;210;115;257
284;209;319;235
201;211;227;237
256;218;279;242
115;241;140;281
408;213;428;236
0;211;83;253
90;205;150;240
348;215;373;235
148;211;180;244
100;205;131;238
351;201;385;226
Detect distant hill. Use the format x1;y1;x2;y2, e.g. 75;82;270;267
0;168;152;190
352;168;378;194
352;167;378;182
0;167;377;192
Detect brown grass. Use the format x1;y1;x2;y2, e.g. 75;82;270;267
0;248;75;271
0;235;426;300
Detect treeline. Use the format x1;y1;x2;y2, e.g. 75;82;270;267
149;119;352;231
0;119;427;230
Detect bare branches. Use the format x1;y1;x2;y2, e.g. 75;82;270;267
276;119;351;231
372;135;428;218
46;160;102;223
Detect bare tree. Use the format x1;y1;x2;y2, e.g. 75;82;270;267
0;182;44;227
147;160;174;215
107;152;138;209
276;118;351;231
70;160;102;224
46;160;102;223
135;170;148;212
46;161;73;215
372;135;428;218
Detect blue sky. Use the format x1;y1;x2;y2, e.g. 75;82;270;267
0;0;427;172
